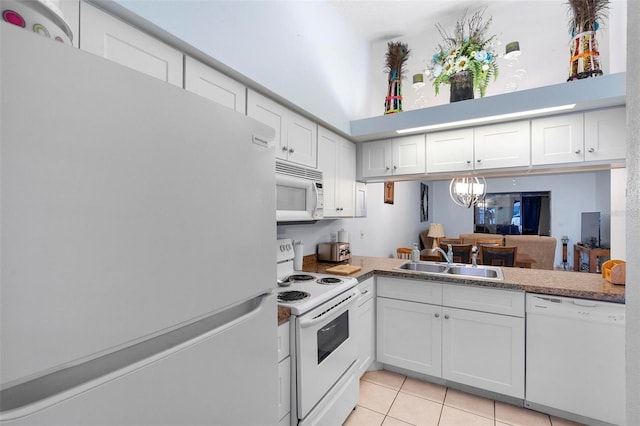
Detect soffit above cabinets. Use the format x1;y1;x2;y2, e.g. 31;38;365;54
350;73;626;142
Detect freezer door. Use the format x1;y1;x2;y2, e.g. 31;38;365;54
1;23;276;385
1;295;278;425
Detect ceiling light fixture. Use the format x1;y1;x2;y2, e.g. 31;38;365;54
449;176;487;208
396;104;576;134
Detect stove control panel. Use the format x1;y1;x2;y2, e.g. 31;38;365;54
277;239;295;263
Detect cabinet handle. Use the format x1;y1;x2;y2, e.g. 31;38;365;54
434;313;440;318
281;146;288;152
393;165;397;170
444;314;450;319
588;147;595;153
466;160;471;164
575;149;582;154
289;148;294;154
477;159;482;163
385;166;390;171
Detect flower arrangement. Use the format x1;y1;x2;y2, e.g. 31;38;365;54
425;8;499;98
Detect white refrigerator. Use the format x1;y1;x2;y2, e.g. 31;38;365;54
1;23;278;425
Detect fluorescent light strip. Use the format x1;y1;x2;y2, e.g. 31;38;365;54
396;104;576;134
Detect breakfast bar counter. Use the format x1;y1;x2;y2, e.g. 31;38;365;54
305;255;625;303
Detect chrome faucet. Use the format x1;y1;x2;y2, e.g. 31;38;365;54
432;247;452;265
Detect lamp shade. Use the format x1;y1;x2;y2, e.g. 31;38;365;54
449;176;487;208
428;223;445;238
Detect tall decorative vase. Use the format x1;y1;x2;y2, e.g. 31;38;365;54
384;78;402;114
568;30;602;80
449;70;474;102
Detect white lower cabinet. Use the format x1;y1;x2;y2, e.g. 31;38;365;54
355;278;376;378
277;322;291;424
376;277;525;398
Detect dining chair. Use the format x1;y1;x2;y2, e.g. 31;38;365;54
440;238;462;245
481;245;518;267
474;237;504;264
397;247;413;259
438;243;472;264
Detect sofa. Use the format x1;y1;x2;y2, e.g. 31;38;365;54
459;233;557;270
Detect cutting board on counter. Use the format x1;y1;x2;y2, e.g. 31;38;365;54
325;264;362;276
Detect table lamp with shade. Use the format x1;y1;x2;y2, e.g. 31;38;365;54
428;223;445;249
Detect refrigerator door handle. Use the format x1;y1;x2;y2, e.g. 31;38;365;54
0;294;273;420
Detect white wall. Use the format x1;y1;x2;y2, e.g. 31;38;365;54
114;0;371;135
277;180;425;259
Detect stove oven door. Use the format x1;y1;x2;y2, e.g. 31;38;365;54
295;289;359;419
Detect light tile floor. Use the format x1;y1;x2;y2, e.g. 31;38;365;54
343;370;584;426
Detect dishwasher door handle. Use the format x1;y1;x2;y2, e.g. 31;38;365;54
571;300;598;308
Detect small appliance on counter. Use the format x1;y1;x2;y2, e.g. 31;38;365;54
317;242;350;263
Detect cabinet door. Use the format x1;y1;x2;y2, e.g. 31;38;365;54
392;134;425;175
247;90;287;160
184;57;246;113
361;140;392;178
337;139;356;216
286;112;317;168
426;128;474;173
80;2;183;87
474;121;530;170
376;298;441;376
277;356;291;422
531;113;584;165
584;107;626;162
356;279;375;378
441;307;524;398
318;127;339;216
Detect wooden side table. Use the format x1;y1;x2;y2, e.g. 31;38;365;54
573;244;610;273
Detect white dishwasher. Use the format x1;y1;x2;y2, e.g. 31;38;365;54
525;294;625;426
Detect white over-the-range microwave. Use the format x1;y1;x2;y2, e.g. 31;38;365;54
276;161;323;222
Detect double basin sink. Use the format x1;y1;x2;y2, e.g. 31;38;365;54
396;261;504;280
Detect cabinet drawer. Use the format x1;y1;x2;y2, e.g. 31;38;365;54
442;285;524;317
277;322;290;362
377;277;442;305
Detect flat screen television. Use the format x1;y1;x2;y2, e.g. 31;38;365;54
474;191;551;236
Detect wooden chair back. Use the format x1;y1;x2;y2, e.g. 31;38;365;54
481;245;518;267
440;238;462;245
397;247;413;259
474;237;504;264
439;243;472;264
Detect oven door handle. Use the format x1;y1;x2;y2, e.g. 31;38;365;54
298;289;360;329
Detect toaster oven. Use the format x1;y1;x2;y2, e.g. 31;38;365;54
317;242;350;262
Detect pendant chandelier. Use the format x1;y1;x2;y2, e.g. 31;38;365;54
449;176;487;208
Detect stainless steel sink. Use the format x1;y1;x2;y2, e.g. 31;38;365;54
396;262;503;280
397;262;448;273
447;265;502;279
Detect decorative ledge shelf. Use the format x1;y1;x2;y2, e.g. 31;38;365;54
349;73;626;142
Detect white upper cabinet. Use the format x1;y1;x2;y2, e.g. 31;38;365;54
426;121;530;173
184;57;246;113
318;127;356;217
247;90;317;168
474;121;530;170
426;128;474;173
583;107;626;162
80;2;183;87
361;135;425;178
531;113;584;165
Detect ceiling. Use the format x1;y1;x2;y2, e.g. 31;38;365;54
328;0;491;41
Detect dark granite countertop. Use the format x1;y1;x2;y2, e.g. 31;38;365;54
304;255;625;304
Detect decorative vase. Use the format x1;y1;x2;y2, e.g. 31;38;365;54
568;30;603;81
449;70;474;102
384;78;402;114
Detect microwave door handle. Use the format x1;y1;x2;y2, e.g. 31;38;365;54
312;183;318;213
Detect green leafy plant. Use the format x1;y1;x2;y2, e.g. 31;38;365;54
425;8;499;98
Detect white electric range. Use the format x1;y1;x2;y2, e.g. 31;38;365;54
276;239;358;315
276;239;360;426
